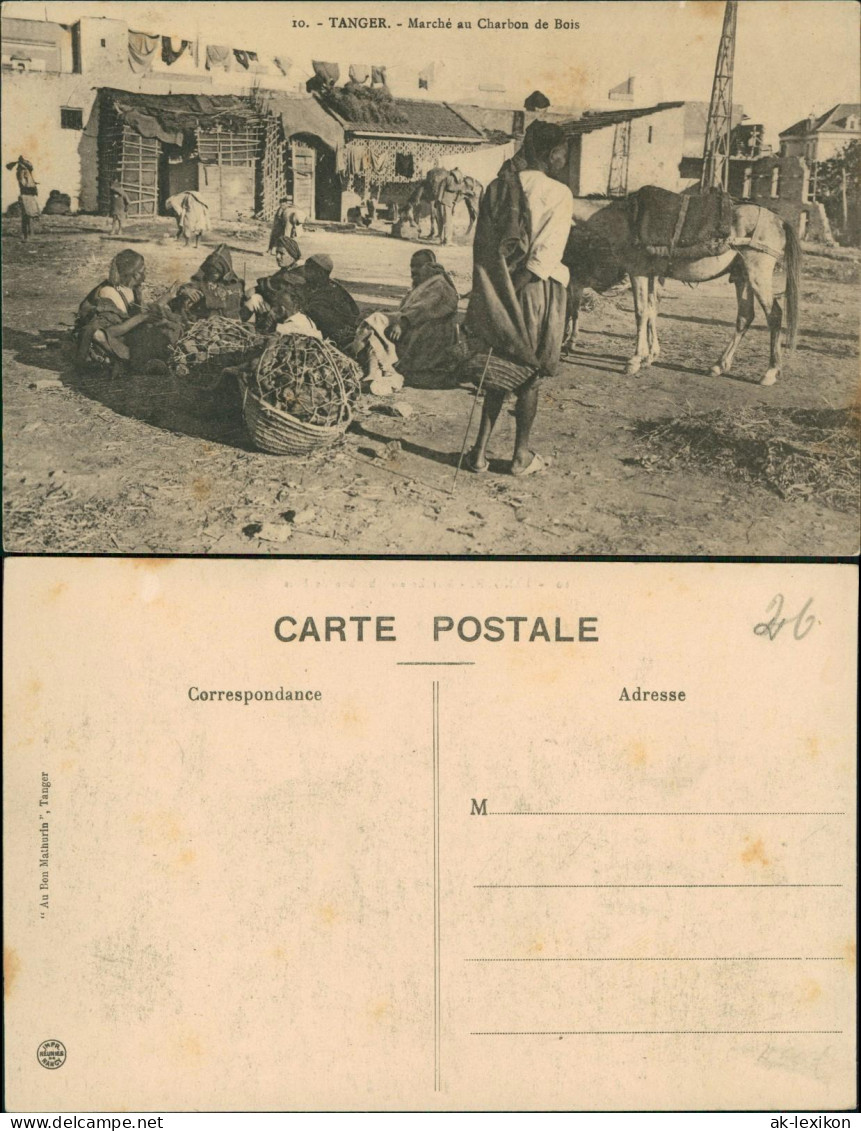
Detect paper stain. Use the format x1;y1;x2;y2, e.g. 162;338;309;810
4;948;21;998
340;703;366;733
628;740;648;767
368;998;392;1022
805;735;820;759
319;904;339;926
132;559;171;571
176;849;196;867
191;477;212;502
740;836;770;867
842;940;855;970
177;1033;203;1062
527;938;545;955
59;758;78;772
27;678;42;698
132;810;184;844
688;0;723;18
48;582;68;600
270;945;289;962
797;978;822;1004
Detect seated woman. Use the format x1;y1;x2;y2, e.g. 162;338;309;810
173;244;244;323
74;249;157;373
355;249;459;390
300;253;361;353
242;237;304;333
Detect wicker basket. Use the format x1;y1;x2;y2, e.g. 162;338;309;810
170;317;264;411
238;371;353;455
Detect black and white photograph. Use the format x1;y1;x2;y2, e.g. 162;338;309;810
2;0;859;555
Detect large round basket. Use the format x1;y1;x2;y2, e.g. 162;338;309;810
238;371;353;456
169;316;264;412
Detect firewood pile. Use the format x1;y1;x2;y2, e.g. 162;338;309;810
249;334;362;427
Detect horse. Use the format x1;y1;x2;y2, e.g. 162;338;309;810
562;194;801;386
403;168;483;242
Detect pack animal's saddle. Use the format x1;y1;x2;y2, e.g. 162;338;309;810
628;186;733;262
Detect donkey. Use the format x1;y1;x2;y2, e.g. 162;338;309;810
563;195;801;386
403;169;483;242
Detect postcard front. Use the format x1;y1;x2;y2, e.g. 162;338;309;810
2;0;858;555
3;559;856;1111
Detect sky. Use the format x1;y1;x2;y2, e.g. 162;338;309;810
2;0;859;144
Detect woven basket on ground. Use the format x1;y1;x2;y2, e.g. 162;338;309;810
169;316;265;407
240;333;362;456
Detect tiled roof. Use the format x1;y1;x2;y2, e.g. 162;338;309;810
780;103;861;138
560;102;685;136
324;97;485;140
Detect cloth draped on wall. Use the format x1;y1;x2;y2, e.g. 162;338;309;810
418;63;434;90
233;49;258;69
312;60;340;83
371;65;386;85
348;63;370;84
205;44;231;71
161;37;190;65
368;149;386;174
128;31;159;74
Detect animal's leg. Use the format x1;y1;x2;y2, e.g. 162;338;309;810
464;196;477;235
710;268;754;377
646;275;661;362
625;275;649;375
749;257;782;385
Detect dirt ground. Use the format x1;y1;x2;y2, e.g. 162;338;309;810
2;213;859;555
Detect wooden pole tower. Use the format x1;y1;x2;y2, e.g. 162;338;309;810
700;0;738;191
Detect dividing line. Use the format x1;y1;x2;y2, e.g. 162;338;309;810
466;956;844;962
472;1030;843;1036
486;811;845;816
398;662;475;666
475;883;842;889
433;680;441;1093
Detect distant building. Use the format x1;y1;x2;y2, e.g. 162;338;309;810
779;104;861;162
0;13;501;221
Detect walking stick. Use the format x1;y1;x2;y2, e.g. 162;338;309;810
450;347;492;495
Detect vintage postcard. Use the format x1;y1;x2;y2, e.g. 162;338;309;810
1;1;859;555
3;558;856;1111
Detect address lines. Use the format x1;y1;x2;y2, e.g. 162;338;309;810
469;808;846;1036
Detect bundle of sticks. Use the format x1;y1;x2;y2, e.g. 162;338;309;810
170;316;265;390
250;334;362;427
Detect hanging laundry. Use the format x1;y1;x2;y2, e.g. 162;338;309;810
395;152;414;178
371;65;386;85
418;62;434;90
128;31;159;74
205;44;230;71
368;148;387;175
348;63;370;84
273;56;292;76
233;49;251;69
161;37;190;65
312;60;340;83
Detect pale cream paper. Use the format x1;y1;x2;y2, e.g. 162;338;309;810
3;559;856;1111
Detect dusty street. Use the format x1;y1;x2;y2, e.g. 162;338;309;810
3;214;858;555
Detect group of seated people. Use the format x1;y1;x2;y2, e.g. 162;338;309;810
73;235;461;392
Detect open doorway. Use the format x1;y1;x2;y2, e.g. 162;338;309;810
159;143;199;213
290;134;340;221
